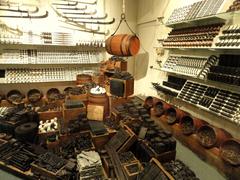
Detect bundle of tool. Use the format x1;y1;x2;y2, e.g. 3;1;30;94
60;134;94;159
0;139;37;171
77;151;104;179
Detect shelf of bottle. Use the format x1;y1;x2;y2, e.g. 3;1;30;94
165;10;240;29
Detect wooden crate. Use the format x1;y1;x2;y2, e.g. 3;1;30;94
31;162;66;180
117;125;137;153
90;131;110;149
60;131;95;152
123;161;143;180
141;141;176;163
38;111;63;121
38;111;61;141
63;104;86;124
150;158;174;180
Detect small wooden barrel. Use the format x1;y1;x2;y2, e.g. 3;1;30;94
153;101;171;117
220;139;240;166
179;116;206;135
88;93;109;118
7;89;24;105
105;34;140;56
143;96;154;113
197;125;232;148
27;89;43;104
76;74;92;85
165;107;186;125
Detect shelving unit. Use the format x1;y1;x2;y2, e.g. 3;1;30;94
155;2;240;145
165;9;240;29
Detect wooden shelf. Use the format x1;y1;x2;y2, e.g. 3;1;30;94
152;115;240;179
0;43;105;51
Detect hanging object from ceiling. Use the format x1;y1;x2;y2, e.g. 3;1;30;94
105;0;140;57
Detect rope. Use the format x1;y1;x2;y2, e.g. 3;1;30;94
111;0;136;36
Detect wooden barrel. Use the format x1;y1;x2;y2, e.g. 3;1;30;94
143;96;154;113
179;116;206;135
76;74;92;85
27;89;43;104
220;139;240;166
7;89;24;105
152;100;171;117
105;34;140;56
88;93;109;118
165;107;186;125
197;125;232;148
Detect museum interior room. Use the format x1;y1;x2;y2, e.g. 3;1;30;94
0;0;239;179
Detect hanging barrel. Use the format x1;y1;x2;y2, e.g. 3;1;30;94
105;34;140;56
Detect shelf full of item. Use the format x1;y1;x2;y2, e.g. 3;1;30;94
165;0;239;29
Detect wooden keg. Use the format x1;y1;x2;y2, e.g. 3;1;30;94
105;34;140;56
179;116;206;135
27;89;43;104
7;89;24;105
88;93;109;118
197;125;232;148
76;74;92;85
165;107;186;125
220;139;240;166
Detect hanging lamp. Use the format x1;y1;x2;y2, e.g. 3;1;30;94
105;0;140;57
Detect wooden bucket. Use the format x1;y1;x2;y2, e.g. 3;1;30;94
179;116;207;135
220;139;240;166
105;34;140;56
88;93;109;118
165;107;186;125
76;74;92;85
152;100;171;117
197;125;232;148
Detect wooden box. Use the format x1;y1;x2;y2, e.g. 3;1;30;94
150;158;174;180
109;78;134;98
63;104;86;124
118;125;137;153
91;131;110;149
38;110;62;141
141;141;176;163
123;161;143;180
31;162;66;180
